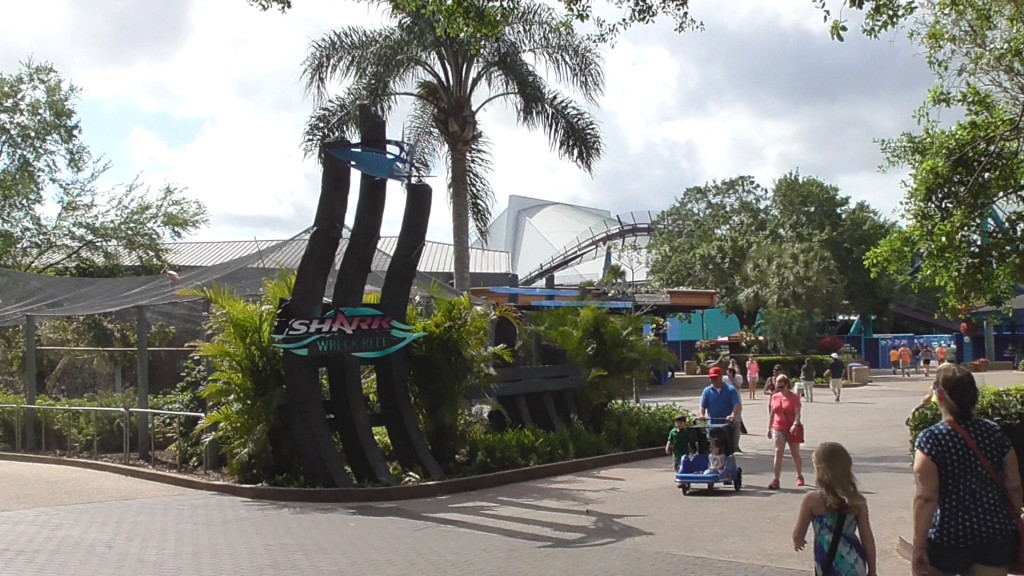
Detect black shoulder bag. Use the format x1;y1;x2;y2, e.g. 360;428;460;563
822;513;847;576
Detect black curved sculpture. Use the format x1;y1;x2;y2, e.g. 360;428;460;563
376;181;444;478
280;106;441;486
324;110;393;485
282;139;355;488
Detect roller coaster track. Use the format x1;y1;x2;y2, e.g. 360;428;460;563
519;211;661;287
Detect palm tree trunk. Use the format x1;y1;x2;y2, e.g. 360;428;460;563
449;146;472;291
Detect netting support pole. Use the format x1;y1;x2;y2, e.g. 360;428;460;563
24;315;37;451
136;306;150;461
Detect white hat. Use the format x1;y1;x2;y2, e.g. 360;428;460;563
830;352;839;359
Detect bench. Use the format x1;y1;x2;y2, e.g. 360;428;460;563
467;364;587;431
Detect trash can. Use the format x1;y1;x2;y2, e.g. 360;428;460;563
850;365;870;384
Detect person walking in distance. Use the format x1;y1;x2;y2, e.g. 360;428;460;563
829;353;845;402
920;344;935;378
800;357;816;403
747;358;760;401
890;346;900;376
899;342;913;378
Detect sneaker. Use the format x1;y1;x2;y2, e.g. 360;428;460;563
796;475;806;487
768;479;780;489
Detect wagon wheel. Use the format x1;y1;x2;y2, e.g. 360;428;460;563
734;468;743;491
681;484;690;495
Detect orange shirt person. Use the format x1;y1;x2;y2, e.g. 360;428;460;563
890;347;900;375
899;344;913;377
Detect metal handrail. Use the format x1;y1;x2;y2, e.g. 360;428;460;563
129;408;207;472
0;404;208;472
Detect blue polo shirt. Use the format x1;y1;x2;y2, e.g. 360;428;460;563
700;383;741;422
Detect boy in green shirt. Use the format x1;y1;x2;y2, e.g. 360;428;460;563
666;414;690;471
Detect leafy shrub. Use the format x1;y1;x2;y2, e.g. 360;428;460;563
0;391;134;455
456;403;691;476
406;292;514;469
907;385;1024;482
530;307;677;427
184;273;294;484
754;355;833;379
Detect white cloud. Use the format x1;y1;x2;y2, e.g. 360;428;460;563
1;0;935;246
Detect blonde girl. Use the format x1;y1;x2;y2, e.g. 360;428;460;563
793;442;877;576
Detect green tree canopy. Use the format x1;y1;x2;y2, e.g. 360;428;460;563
864;0;1024;315
648;172;894;330
0;60;208;275
247;0;909;43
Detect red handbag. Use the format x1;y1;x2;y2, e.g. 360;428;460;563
948;419;1024;574
789;423;805;444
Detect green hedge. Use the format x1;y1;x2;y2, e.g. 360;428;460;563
907;385;1024;483
456;402;690;476
752;355;834;381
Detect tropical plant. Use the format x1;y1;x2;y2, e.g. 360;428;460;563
530;306;676;427
301;0;603;290
406;291;515;467
183;272;296;484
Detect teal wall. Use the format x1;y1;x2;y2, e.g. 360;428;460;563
667;309;742;342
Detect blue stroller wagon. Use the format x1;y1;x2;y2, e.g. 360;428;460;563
674;422;742;495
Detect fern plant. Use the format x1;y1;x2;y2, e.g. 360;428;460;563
406;291;515;469
182;271;295;484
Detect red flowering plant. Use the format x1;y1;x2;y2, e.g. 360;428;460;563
817;336;844;354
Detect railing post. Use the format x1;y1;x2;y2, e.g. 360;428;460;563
123;409;130;464
24;315;37;451
15;406;21;452
136;307;150;460
176;415;182;471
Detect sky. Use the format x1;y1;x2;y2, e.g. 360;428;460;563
0;0;936;245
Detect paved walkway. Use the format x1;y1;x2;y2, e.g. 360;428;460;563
0;370;1020;575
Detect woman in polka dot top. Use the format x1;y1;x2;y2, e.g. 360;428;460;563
912;366;1022;575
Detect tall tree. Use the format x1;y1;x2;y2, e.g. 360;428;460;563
0;60;207;274
649;172;893;330
646;176;771;328
771;171;896;324
301;1;603;290
864;0;1024;315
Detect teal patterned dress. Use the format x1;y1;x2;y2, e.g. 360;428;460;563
812;512;867;576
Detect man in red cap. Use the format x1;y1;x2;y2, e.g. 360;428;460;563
699;365;744;452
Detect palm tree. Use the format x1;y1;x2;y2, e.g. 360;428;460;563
302;1;604;290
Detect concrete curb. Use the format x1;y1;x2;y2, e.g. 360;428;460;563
0;447;663;503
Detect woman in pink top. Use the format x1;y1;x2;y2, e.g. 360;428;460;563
767;374;804;489
746;359;760;400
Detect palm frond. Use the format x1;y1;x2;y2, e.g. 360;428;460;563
302;27;395;102
404;92;446;176
496;1;604;102
527;90;603;173
303;95;360;159
473;42;548;113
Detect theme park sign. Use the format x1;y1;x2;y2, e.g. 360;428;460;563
273;306;424;358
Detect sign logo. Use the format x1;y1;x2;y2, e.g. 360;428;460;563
273;306;424;358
